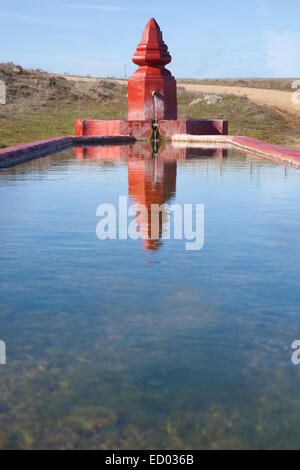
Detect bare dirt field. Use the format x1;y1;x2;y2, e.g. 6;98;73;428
180;83;300;117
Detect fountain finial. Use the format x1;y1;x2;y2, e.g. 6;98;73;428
132;18;172;67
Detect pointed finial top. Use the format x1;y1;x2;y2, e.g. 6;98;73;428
145;18;160;31
132;18;172;67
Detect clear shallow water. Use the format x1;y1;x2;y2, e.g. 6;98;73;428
0;143;300;449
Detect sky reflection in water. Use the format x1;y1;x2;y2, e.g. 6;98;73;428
0;143;299;449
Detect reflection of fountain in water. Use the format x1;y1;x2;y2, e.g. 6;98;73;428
76;143;227;252
128;149;177;252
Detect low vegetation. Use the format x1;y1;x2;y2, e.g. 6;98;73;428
0;63;299;148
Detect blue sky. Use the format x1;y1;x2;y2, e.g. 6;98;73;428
1;0;300;78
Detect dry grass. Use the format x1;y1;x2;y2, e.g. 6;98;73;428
0;63;128;147
177;78;299;92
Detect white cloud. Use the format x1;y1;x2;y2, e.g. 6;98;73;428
63;4;123;10
265;30;300;76
1;11;52;24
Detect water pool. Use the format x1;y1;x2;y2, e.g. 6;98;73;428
0;142;299;449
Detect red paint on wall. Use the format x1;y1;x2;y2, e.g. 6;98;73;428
75;119;228;139
158;119;228;138
75;119;152;139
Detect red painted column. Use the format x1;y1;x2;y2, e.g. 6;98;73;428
128;18;177;121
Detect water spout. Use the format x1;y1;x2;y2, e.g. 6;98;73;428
152;91;158;122
151;91;159;143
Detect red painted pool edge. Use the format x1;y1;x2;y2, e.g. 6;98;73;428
0;137;74;167
231;136;300;168
0;136;135;168
0;135;300;169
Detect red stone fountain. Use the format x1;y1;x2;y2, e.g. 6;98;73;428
75;18;228;141
128;18;177;121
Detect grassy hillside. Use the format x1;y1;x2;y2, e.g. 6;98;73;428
1;63;299;148
0;63;128;148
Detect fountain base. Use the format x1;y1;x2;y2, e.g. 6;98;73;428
75;119;228;141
